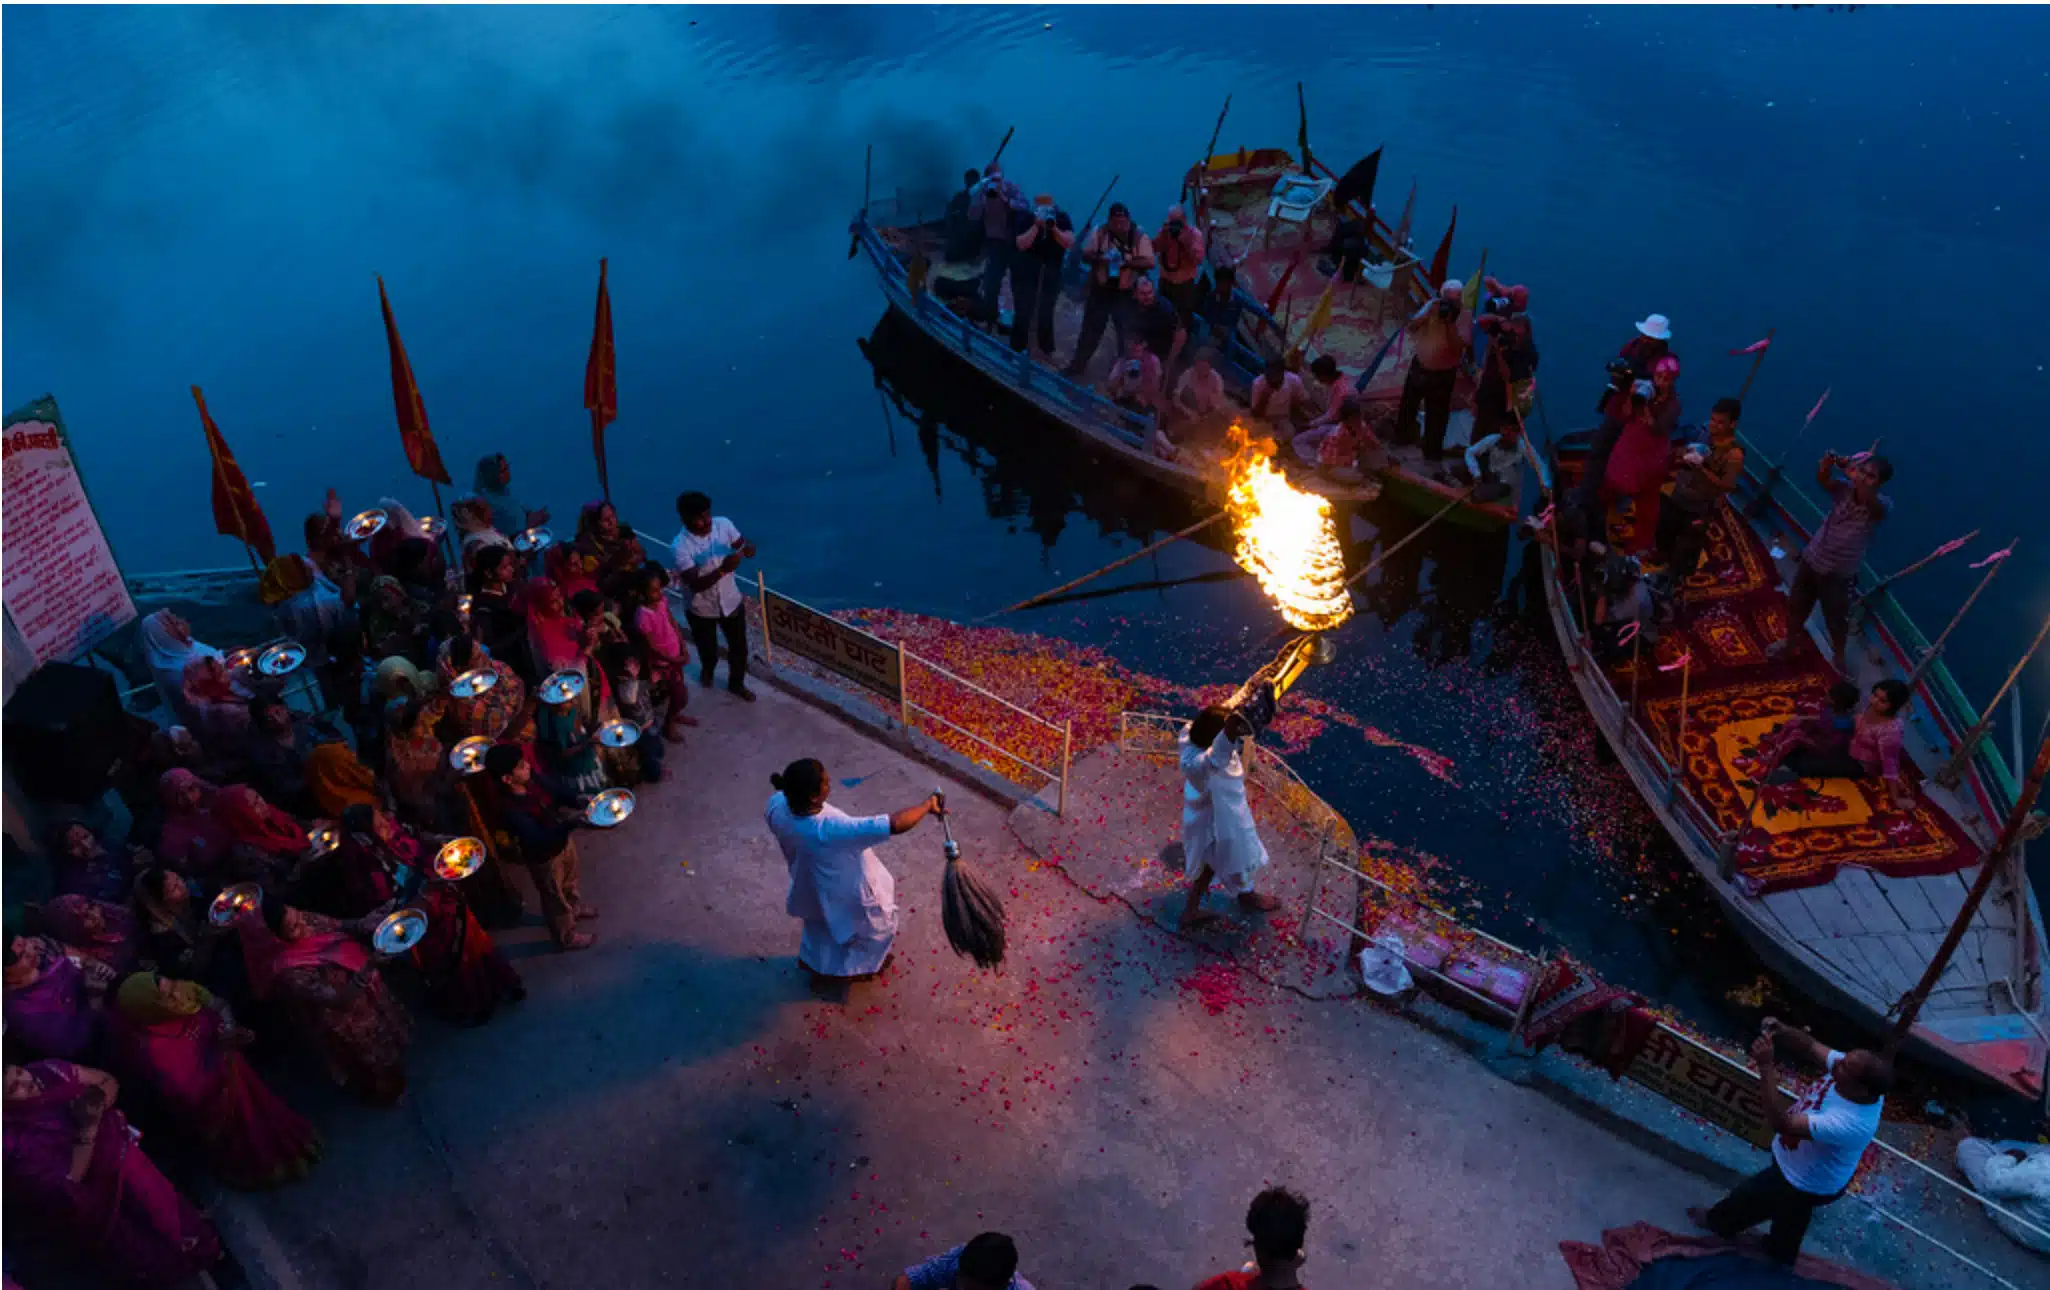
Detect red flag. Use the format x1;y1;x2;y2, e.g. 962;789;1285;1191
1264;253;1301;317
1427;206;1457;289
191;386;275;561
376;275;451;486
583;257;617;500
1727;337;1772;356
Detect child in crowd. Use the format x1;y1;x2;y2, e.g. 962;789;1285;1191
535;683;605;796
625;563;694;742
601;643;665;785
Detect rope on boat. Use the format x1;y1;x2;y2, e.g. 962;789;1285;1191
1843;1191;2023;1290
976;512;1228;621
1867;1132;2050;1248
1341;484;1479;590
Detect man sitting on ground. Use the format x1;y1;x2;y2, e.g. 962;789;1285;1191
1129;276;1185;370
1170;347;1228;432
1304;354;1346;422
1105;338;1164;417
1195;1187;1311;1290
1194;264;1245;351
1293;397;1385;481
894;1231;1030;1290
1249;356;1313;433
1699;1018;1889;1266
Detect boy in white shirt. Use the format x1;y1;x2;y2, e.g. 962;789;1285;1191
1698;1018;1890;1264
671;490;759;701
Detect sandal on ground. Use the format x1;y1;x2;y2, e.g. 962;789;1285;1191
1237;891;1282;912
556;932;597;952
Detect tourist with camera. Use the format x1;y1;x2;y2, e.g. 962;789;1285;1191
967;163;1028;318
1154;203;1207;328
1062;202;1154;380
1393;279;1471;461
1009;193;1073;356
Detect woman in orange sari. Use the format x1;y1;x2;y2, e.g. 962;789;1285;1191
104;971;321;1188
236;895;411;1105
305;740;381;817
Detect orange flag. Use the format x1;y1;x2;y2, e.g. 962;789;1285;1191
191;386;275;561
583;257;617;500
376;275;451;486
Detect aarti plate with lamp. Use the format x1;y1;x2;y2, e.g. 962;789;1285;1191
344;508;389;541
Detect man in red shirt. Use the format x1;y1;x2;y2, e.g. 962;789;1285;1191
1193;1187;1310;1290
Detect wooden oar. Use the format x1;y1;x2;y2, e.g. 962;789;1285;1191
977;512;1228;621
1186;94;1232;203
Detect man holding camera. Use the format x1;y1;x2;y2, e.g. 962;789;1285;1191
967;164;1028;320
1394;279;1472;461
1657;397;1747;579
1062;201;1154;380
1008;193;1073;356
1154;203;1207;329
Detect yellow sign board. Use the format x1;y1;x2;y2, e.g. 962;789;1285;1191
1624;1025;1775;1149
763;590;902;702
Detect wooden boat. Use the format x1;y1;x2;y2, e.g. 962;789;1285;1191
849;141;1523;526
1536;431;2048;1099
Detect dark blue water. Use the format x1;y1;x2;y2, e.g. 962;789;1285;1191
7;6;2047;1106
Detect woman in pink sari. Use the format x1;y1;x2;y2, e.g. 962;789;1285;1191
211;782;310;886
156;768;233;877
237;895;412;1105
2;1059;222;1287
104;971;322;1188
39;894;139;976
4;934;110;1060
525;578;591;676
436;634;527;741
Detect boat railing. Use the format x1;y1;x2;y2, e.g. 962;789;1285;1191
851;212;1157;453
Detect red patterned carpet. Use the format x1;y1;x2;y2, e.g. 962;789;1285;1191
1602;501;1980;895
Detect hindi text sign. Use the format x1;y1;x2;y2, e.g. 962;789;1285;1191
763;590;902;702
1624;1025;1775;1148
3;398;136;667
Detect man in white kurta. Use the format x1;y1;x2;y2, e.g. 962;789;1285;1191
765;792;900;978
1179;710;1278;928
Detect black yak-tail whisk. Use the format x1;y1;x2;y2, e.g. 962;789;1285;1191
935;791;1005;969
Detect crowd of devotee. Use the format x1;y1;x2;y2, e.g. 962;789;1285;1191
1;455;763;1288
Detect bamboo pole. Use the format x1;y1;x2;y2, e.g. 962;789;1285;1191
978;512;1227;620
1059;719;1073;818
1936;610;2050;789
1907;539;2016;689
1887;730;2050;1053
1670;655;1691;801
1859;530;1980;606
1736;327;1776;401
1744;385;1830;519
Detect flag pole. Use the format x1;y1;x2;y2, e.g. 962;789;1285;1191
1745;385;1829;519
1906;537;2016;689
1736;326;1776;401
1935;610;2050;789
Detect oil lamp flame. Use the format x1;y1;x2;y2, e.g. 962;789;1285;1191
1222;424;1354;632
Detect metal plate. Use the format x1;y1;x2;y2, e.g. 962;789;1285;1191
449;667;498;699
224;646;259;673
596;719;641;748
454;594;474;621
584;788;635;827
432;836;486;880
208;882;261;927
257;641;307;676
513;526;554;553
345;508;389;541
306;824;339;857
417;515;447;539
538;670;586;704
449;736;493;774
372;907;428;955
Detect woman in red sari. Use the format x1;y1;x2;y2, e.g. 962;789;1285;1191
104;971;321;1188
211;783;310;887
412;880;525;1026
436;634;528;741
236;895;412;1106
2;1059;222;1287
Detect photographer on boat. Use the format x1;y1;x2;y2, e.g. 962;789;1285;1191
1657;397;1746;579
1154;203;1207;330
969;164;1029;318
1063;202;1154;380
1598;312;1675;411
1392;279;1471;461
1008;193;1073;357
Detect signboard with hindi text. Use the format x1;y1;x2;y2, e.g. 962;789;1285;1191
2;398;136;668
1623;1024;1775;1149
762;588;902;702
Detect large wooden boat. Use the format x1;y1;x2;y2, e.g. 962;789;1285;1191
1537;432;2047;1099
849;142;1524;527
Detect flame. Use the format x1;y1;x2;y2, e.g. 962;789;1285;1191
1222;424;1354;632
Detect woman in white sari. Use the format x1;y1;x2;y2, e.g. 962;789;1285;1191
763;758;945;981
139;610;223;725
1179;705;1279;929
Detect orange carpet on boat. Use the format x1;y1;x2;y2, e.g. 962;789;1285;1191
1603;503;1980;896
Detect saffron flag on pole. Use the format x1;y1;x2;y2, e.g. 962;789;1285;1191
1969;541;2015;570
1263;253;1301;318
1728;337;1772;356
1301;277;1336;346
376;275;451;487
1427;206;1457;289
1461;249;1488;315
583;257;618;501
191;386;275;561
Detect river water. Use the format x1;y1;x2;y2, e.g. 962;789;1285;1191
6;6;2048;1114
